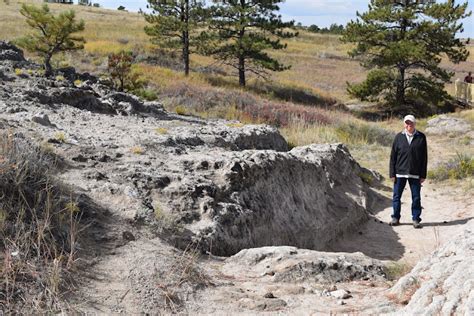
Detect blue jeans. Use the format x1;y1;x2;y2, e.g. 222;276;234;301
392;177;422;222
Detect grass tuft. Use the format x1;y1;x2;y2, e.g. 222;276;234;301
428;152;474;181
0;132;83;313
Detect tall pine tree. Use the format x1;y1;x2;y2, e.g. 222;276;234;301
343;0;470;111
144;0;205;76
203;0;296;87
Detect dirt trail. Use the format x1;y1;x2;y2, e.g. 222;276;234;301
331;181;473;265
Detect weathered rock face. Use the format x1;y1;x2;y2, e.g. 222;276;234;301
0;43;378;257
156;144;374;255
223;246;386;283
0;41;25;62
388;220;474;315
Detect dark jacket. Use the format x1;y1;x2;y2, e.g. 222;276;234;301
389;130;428;179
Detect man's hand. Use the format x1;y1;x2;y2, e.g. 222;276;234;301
391;177;396;182
420;178;425;184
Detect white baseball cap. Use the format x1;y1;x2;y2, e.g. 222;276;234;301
403;115;416;123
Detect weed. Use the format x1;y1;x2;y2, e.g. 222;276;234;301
358;171;374;185
54;132;67;143
386;276;420;305
154;201;183;234
175;105;186;115
335;122;394;146
384;261;413;281
130;146;144;155
155;127;168;135
14;68;22;76
226;122;244;128
428;152;474;181
55;75;65;82
287;140;297;150
155;241;211;313
133;87;158;101
73;79;83;86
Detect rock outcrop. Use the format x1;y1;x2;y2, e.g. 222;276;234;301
388;220;474;315
156;143;375;255
0;43;379;257
425;114;471;135
223;246;386;283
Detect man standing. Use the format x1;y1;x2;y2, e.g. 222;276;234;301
389;115;428;229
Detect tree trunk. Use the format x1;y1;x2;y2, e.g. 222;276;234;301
238;0;246;87
396;67;406;106
44;55;53;77
238;55;245;87
182;0;190;76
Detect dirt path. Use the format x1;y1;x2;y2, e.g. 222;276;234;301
331;181;473;265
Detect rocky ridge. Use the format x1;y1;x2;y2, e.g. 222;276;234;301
2;41;473;314
0;41;379;256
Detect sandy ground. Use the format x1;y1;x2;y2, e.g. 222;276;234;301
331;180;473;265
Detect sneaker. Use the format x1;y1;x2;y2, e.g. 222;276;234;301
389;218;400;226
413;220;422;229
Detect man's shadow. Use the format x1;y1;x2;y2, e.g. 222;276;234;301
398;217;474;227
328;177;473;261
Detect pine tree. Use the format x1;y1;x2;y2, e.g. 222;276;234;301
342;0;470;111
16;4;85;76
203;0;296;87
144;0;205;76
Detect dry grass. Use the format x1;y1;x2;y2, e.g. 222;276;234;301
155;242;211;313
386;277;421;305
1;0;470;105
0;132;84;313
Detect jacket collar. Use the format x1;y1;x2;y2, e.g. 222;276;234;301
402;129;418;137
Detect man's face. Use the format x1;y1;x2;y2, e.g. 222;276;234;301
405;120;415;133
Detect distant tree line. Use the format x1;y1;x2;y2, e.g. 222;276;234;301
307;23;345;35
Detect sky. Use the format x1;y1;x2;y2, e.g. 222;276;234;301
94;0;473;38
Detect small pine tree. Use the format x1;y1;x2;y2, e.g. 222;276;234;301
108;51;143;92
202;0;297;87
343;0;471;111
16;4;85;76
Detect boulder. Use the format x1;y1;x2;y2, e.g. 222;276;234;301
0;41;25;62
223;246;386;283
388;220;474;315
425;115;471;135
156;144;374;255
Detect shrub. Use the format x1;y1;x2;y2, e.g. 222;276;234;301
0;133;83;312
175;105;186;115
108;51;144;92
428;153;474;181
130;146;144;155
134;88;158;101
335;122;395;146
155;127;168;135
54;132;67;143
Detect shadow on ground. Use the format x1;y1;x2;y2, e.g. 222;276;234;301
328;187;405;261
